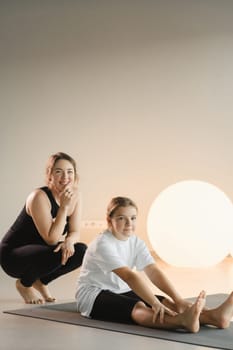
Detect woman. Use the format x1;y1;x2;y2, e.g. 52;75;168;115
76;196;233;332
0;152;87;304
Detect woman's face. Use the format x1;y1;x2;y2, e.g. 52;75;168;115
108;205;137;240
50;159;75;192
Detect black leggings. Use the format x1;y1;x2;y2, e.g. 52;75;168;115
90;290;165;324
0;242;87;287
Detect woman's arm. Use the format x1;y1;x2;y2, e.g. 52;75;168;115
26;186;81;244
26;189;70;245
65;192;82;244
55;194;82;265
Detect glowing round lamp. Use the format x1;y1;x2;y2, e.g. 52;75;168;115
147;180;233;267
230;241;233;258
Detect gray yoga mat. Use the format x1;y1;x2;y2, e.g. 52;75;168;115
4;294;233;350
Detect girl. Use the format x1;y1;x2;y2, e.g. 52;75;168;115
0;152;87;304
76;196;233;332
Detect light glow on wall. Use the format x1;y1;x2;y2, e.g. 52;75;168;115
147;180;233;267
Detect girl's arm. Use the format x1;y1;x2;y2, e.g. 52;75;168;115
144;263;189;309
113;266;176;322
114;266;160;306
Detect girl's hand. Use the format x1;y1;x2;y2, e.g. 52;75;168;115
54;240;75;265
151;301;177;323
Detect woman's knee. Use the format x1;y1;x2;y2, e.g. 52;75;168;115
73;242;87;265
75;242;87;256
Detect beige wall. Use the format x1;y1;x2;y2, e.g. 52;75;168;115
1;0;233;249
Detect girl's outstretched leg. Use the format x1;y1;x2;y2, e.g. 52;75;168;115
131;290;206;333
200;291;233;328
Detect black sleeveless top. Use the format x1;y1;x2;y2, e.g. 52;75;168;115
1;187;69;248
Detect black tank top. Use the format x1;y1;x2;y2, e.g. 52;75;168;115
1;187;69;247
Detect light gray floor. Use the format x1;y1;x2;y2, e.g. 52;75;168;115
1;256;233;350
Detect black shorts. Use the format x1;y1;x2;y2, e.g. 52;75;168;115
90;290;165;324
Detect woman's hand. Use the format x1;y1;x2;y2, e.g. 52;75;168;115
59;186;76;209
54;239;75;265
151;301;177;323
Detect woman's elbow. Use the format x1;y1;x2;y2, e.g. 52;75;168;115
43;236;59;246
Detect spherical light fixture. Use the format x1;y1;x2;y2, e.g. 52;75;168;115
147;180;233;267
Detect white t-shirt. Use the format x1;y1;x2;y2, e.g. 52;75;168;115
76;230;155;317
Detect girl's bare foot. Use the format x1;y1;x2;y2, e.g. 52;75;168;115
16;280;44;304
180;290;206;333
33;280;56;302
201;291;233;328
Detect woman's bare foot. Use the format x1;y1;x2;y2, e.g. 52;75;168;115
180;290;206;333
33;280;56;302
201;291;233;328
16;280;44;304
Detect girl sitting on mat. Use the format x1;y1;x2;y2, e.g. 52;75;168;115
76;196;233;332
0;152;87;304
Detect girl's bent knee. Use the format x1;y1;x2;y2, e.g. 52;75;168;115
131;301;148;324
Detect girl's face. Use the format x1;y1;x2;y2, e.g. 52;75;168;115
108;205;137;240
50;159;75;192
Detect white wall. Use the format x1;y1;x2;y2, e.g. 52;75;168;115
1;0;233;249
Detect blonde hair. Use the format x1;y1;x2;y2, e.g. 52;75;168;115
45;152;78;186
107;196;138;218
